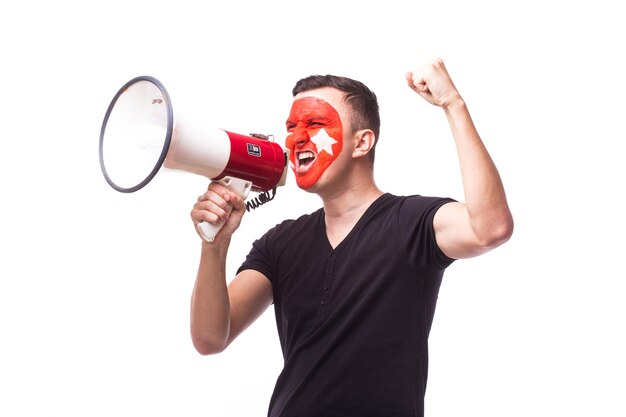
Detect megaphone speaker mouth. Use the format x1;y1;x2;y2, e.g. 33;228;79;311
99;76;173;193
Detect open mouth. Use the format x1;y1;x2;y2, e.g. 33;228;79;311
296;150;316;172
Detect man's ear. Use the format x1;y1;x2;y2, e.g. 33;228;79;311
352;129;376;159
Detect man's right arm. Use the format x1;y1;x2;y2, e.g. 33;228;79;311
189;182;273;355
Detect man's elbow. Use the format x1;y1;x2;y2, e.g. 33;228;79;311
480;216;514;250
192;335;228;356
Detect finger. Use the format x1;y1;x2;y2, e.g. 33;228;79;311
405;71;415;88
198;188;220;202
200;187;231;206
405;71;420;90
406;71;429;93
191;207;220;225
192;202;229;225
194;192;232;221
228;191;246;213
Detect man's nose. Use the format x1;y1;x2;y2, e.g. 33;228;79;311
285;128;310;149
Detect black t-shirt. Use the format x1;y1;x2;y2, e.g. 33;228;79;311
238;193;455;417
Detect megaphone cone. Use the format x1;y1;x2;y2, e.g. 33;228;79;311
99;76;288;241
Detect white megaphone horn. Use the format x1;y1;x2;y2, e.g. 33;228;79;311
99;75;289;242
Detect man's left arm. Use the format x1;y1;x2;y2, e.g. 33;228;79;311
407;58;514;259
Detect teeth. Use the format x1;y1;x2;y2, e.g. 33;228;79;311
298;151;315;161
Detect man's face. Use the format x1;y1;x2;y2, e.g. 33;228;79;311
284;95;344;189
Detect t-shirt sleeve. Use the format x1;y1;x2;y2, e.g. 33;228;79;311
236;222;284;282
398;195;456;271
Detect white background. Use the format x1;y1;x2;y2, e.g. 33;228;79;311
1;1;624;416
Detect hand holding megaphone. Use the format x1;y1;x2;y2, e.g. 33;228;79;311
99;76;288;242
195;176;251;242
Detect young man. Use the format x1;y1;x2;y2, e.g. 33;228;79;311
189;58;513;417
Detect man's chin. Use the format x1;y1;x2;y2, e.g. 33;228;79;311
293;162;330;191
296;180;316;191
295;174;321;191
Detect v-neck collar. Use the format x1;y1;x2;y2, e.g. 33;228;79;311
319;193;390;252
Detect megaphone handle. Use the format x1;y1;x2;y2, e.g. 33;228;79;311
197;177;253;242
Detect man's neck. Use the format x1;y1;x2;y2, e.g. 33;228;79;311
320;181;384;248
322;183;383;217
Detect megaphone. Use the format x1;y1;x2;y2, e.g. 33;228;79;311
99;75;288;242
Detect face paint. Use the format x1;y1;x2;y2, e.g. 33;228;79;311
284;96;343;189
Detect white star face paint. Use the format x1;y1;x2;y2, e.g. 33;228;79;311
311;128;338;156
284;96;343;189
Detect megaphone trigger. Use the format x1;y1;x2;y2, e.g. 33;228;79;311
216;176;253;199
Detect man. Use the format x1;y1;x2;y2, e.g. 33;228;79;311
189;58;513;416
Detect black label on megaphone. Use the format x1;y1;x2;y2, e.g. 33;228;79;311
247;143;262;157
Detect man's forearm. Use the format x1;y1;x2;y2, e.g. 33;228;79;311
445;98;513;246
190;241;232;355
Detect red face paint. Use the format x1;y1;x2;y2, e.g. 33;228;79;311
285;96;343;189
